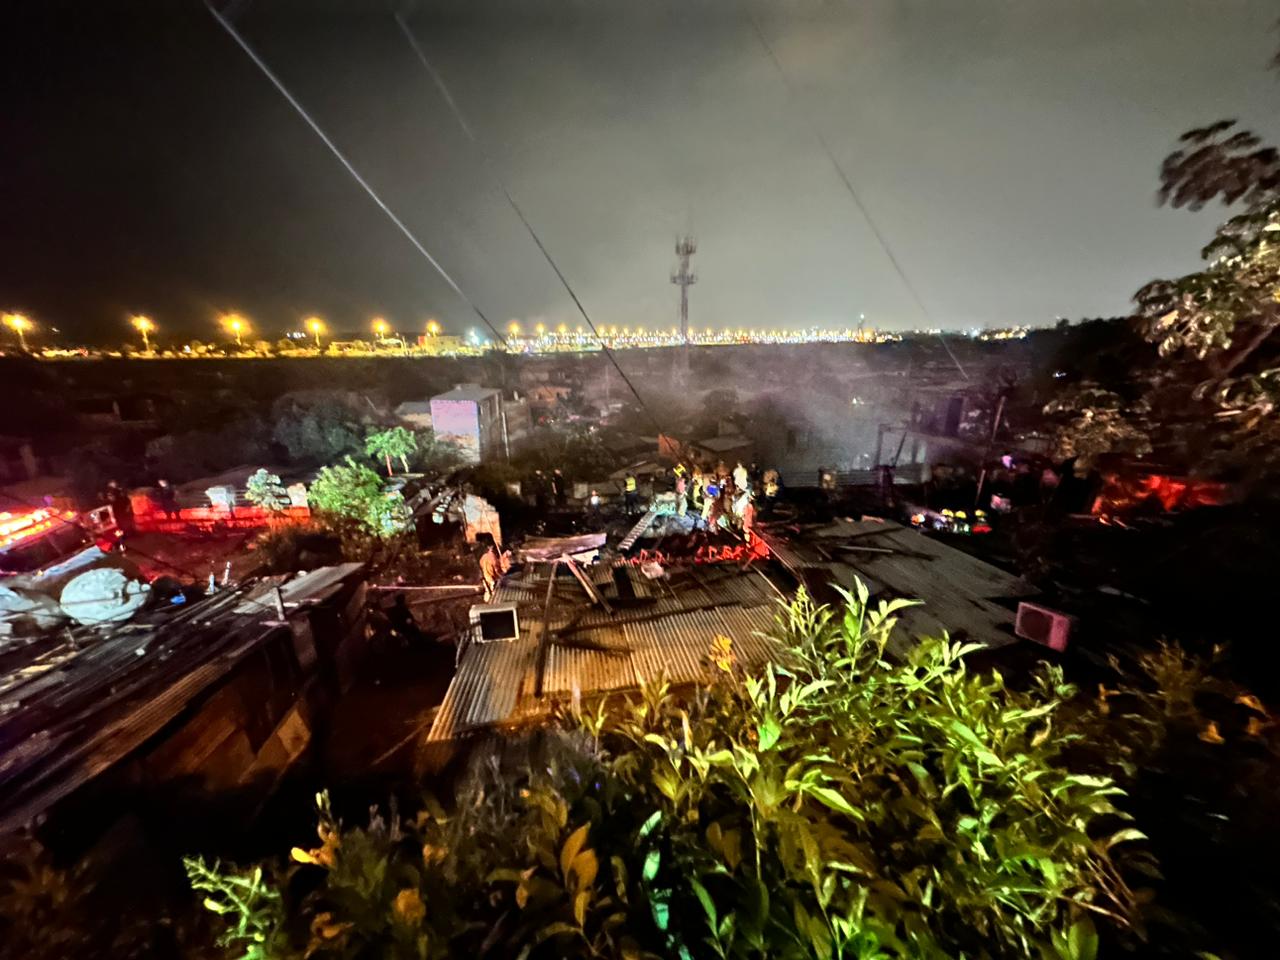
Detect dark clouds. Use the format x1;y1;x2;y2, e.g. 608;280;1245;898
2;0;1277;342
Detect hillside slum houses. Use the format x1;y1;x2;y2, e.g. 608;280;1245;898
0;472;1049;831
421;510;1038;762
0;563;369;833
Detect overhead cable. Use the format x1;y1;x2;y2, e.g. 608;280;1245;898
748;14;968;380
394;10;663;432
204;1;510;349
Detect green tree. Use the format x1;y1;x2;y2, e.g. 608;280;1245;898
1055;50;1280;473
308;457;408;537
245;468;290;514
271;391;374;466
365;427;418;477
1044;383;1153;466
1132;118;1280;466
414;430;465;475
1044;46;1280;474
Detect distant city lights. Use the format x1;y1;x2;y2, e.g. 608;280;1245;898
6;311;1047;361
976;326;1029;341
498;323;904;353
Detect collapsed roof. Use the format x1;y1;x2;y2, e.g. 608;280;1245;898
425;559;786;744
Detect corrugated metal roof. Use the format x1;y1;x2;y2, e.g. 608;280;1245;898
231;563;365;615
427;639;534;740
759;520;1028;650
694;435;752;452
426;559;787;743
432;385;499;403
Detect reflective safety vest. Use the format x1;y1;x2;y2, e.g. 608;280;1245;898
625;476;637;492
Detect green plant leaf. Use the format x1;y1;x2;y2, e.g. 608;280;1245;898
809;786;864;821
948;719;1003;767
689;876;717;930
1105;828;1147;849
534;921;579;945
560;823;590;881
643;849;661;882
571;849;599;891
1067;916;1098;960
757;718;781;751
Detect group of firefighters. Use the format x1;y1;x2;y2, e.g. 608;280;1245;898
669;459;780;536
477;458;783;599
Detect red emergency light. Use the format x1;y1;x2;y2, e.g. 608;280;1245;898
0;508;77;551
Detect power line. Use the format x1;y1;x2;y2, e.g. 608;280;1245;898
393;10;663;433
203;0;510;350
747;14;969;381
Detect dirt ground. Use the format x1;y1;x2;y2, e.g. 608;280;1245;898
123;529;262;584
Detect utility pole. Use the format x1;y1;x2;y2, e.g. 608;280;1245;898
671;236;697;342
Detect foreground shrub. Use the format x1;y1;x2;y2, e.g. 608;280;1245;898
189;583;1147;958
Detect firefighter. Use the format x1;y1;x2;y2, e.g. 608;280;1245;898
623;473;640;515
478;539;504;601
104;480;135;534
733;460;749;492
550;468;567;508
701;475;720;527
674;470;688;517
155;478;180;520
532;469;548;511
706;485;730;530
762;468;780;518
741;493;768;559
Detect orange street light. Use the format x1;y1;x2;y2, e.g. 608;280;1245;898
131;315;155;351
220;313;247;347
426;319;441;336
3;313;32;351
306;316;325;348
372;317;389;339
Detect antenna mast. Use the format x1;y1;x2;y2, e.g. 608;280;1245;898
671;236;697;342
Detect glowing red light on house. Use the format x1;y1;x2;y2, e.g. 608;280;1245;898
622;537;769;567
0;508;78;550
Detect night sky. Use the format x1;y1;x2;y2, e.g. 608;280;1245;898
4;0;1278;343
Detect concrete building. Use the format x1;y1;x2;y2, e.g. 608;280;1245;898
430;384;504;464
393;401;434;430
688;434;755;467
